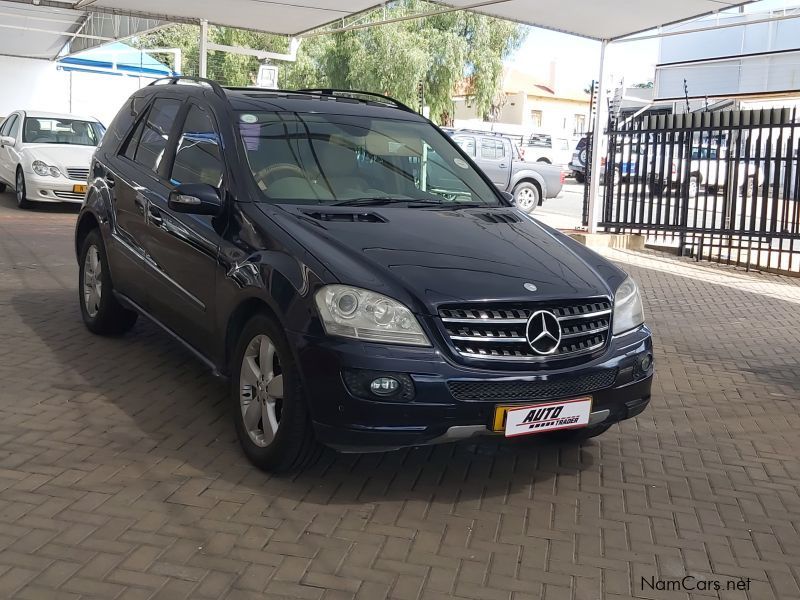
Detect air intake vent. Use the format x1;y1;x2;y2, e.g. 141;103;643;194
474;212;521;224
302;211;386;223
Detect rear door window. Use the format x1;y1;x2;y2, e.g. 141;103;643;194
480;139;505;160
131;98;181;173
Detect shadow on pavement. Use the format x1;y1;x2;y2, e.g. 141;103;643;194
9;288;597;507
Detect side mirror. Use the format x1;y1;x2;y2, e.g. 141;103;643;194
500;191;515;205
0;135;14;147
168;183;223;216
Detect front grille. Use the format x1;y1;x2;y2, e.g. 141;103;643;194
439;299;612;361
53;190;85;200
447;369;618;401
66;168;89;181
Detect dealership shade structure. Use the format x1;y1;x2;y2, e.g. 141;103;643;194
0;0;756;229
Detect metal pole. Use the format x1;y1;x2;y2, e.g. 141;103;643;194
587;39;608;234
199;19;208;78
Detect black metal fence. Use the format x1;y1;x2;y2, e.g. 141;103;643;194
600;108;800;274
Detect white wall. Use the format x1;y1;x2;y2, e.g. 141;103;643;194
0;56;69;118
0;55;153;127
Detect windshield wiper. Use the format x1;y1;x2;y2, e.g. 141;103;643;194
330;197;413;207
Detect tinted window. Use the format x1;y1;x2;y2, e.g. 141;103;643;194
170;105;223;187
134;98;181;173
480;139;505;160
453;136;476;157
122;117;146;161
237;111;500;206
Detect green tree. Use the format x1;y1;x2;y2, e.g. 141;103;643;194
134;1;525;124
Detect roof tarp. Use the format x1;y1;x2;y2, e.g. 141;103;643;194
58;41;175;77
0;0;756;62
80;0;754;40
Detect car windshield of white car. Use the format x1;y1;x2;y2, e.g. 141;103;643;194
22;118;104;147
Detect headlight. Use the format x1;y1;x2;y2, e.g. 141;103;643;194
612;276;645;335
314;285;430;346
32;160;61;178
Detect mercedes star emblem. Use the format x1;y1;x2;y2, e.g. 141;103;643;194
525;310;562;355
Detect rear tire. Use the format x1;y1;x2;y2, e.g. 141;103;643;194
0;182;6;193
15;168;30;209
78;228;138;335
574;171;586;184
231;313;322;473
512;181;541;214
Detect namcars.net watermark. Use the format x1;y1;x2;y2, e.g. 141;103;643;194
642;575;752;593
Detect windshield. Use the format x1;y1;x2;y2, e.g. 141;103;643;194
23;117;104;146
237;111;501;206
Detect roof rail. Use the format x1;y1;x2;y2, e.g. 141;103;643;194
294;89;417;113
147;76;226;98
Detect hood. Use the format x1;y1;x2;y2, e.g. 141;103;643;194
262;204;623;314
22;144;95;172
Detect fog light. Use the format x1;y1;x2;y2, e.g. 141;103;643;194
370;377;400;396
640;353;653;372
342;369;415;402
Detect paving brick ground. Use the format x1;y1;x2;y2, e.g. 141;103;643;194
0;191;799;600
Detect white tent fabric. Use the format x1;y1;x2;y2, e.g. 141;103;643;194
0;0;756;61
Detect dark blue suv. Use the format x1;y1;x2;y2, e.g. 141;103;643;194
74;77;653;472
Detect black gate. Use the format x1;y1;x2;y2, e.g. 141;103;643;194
601;108;800;273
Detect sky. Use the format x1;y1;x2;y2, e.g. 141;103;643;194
504;0;800;93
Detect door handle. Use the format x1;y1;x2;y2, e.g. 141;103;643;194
106;173;116;188
147;205;163;227
500;163;508;168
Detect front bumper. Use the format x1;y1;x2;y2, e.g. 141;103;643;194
289;325;654;451
24;171;87;204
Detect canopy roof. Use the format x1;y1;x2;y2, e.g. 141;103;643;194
58;41;176;77
0;0;755;61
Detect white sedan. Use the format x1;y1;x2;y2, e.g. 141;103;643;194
0;110;105;209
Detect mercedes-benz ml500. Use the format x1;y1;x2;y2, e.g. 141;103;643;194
75;78;653;472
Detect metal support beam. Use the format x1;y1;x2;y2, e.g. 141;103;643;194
198;19;208;78
205;38;300;63
587;39;609;234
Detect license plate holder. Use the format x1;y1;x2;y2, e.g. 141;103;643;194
494;397;593;438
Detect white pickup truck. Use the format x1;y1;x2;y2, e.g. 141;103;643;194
649;146;764;197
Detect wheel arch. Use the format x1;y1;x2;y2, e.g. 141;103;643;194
511;176;544;197
224;296;283;375
75;212;100;259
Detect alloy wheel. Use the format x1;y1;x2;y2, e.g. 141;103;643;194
516;187;538;212
15;171;24;205
239;334;284;448
82;245;102;317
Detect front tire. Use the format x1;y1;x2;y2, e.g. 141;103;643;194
0;182;6;193
78;228;138;335
231;314;322;473
15;168;30;209
513;181;541;214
